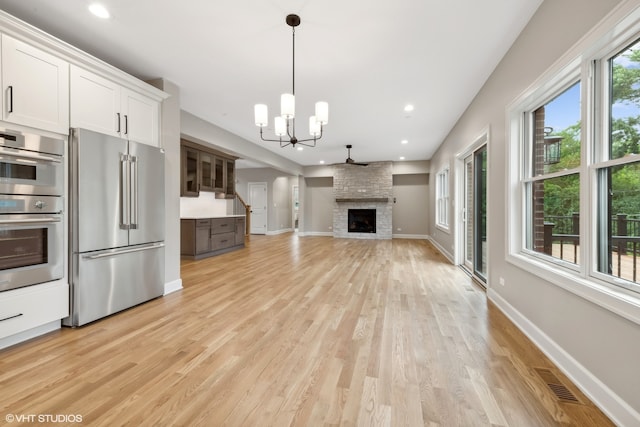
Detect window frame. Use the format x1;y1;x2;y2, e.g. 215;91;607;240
506;3;640;325
435;167;450;231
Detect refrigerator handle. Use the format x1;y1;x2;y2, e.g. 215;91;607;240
120;153;130;229
130;155;138;229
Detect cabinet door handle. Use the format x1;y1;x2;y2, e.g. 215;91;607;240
117;112;121;133
124;115;129;135
7;85;13;113
0;313;23;322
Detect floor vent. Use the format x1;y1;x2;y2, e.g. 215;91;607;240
534;368;581;404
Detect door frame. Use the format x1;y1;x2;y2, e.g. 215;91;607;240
292;184;299;231
248;181;267;235
455;127;490;284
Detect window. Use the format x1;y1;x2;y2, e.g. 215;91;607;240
595;38;640;289
508;6;640;301
436;168;449;229
524;82;582;266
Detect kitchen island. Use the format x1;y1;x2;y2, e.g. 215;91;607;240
180;215;246;259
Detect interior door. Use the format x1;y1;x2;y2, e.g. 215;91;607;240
249;182;267;235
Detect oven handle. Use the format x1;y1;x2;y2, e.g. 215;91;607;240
83;242;165;260
0;146;62;163
0;217;61;225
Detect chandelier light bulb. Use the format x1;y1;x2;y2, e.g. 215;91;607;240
309;116;321;136
315;101;329;125
254;104;268;127
274;116;287;136
281;94;295;119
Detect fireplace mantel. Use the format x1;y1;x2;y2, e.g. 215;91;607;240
335;198;389;203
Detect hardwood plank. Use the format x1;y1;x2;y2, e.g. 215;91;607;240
0;234;614;426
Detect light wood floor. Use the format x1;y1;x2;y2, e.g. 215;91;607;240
0;234;613;426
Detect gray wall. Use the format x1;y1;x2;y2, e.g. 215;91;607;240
301;161;430;237
300;172;430;237
303;177;334;235
180;111;303;177
429;0;640;423
392;174;429;237
235;167;295;233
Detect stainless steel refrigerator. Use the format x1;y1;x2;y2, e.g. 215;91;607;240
65;128;165;327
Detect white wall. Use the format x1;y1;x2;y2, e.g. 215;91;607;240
428;0;640;424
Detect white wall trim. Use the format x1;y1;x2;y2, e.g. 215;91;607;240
488;288;640;427
266;228;293;236
299;231;333;237
427;235;455;264
164;279;183;295
392;234;429;240
0;321;60;351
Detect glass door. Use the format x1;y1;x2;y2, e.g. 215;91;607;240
474;146;488;282
461;145;488;284
464;156;473;271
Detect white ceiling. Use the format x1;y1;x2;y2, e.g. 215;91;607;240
0;0;542;168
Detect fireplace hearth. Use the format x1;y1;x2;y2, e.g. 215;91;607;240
348;209;376;233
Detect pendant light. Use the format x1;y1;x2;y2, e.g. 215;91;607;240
254;14;328;148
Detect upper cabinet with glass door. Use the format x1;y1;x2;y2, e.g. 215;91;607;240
180;140;237;197
1;34;69;134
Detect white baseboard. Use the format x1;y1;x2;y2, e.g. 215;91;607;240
298;231;333;237
0;320;60;350
426;235;455;263
164;279;183;295
266;228;293;236
488;288;640;427
392;234;429;240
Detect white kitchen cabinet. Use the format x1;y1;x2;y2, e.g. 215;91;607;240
1;34;69;134
70;65;160;146
0;281;68;342
121;87;159;146
70;65;121;137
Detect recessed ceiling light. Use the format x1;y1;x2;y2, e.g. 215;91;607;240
89;3;110;19
297;146;304;151
319;160;325;164
404;104;414;112
399;156;405;160
401;139;408;144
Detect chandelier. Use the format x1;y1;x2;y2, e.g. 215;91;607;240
254;14;328;148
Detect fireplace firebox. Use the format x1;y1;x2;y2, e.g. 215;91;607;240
348;209;376;233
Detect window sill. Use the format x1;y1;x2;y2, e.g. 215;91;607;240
506;252;640;326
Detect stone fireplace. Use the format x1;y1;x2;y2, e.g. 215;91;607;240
333;162;392;239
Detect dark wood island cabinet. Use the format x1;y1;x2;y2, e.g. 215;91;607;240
181;216;246;259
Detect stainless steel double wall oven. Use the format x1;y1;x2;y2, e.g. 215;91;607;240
0;128;64;292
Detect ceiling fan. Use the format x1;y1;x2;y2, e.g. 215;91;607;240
344;145;368;166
